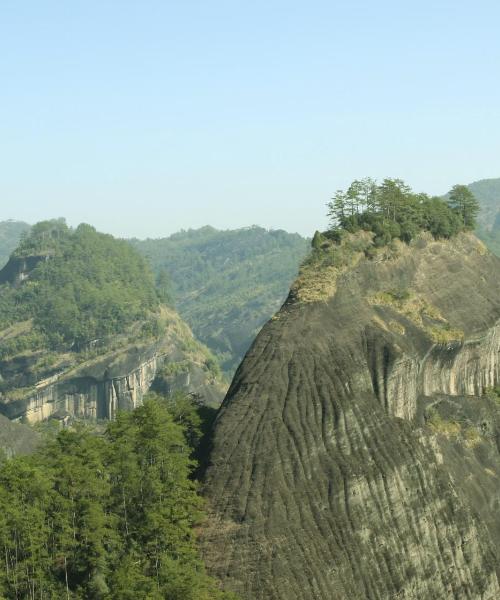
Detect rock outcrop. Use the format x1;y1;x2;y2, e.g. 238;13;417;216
0;307;226;424
202;233;500;600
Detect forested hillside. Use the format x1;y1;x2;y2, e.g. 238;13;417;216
131;226;309;374
0;219;160;354
0;179;496;376
0;220;225;422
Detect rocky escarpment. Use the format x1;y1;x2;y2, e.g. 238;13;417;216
202;233;500;600
0;253;52;287
0;307;226;424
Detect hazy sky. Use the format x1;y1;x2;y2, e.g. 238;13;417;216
1;1;499;238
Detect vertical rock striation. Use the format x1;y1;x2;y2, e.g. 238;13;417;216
203;233;500;600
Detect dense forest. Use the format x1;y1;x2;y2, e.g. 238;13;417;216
0;393;235;599
0;220;161;355
131;226;309;374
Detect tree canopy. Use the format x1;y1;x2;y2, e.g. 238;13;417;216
327;178;478;246
0;220;162;351
447;184;480;229
0;396;235;599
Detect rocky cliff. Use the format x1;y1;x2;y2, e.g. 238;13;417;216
202;232;500;600
0;306;226;424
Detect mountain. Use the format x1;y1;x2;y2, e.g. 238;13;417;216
0;220;30;268
131;226;309;375
202;231;500;599
0;220;225;424
468;178;500;230
464;178;500;255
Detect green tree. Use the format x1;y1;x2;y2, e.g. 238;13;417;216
447;184;480;229
0;399;236;599
327;190;348;226
376;178;412;222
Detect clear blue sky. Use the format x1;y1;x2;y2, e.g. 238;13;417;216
1;1;499;238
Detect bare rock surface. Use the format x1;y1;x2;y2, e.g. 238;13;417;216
202;233;500;600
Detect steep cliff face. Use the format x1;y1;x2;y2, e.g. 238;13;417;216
202;233;500;600
0;306;226;424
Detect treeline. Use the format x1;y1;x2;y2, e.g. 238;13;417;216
0;396;235;600
327;178;480;246
0;220;162;351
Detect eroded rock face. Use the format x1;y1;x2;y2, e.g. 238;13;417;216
2;351;162;423
203;234;500;600
0;307;226;423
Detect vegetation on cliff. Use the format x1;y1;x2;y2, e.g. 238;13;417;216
327;178;479;246
0;223;224;411
131;226;309;374
0;395;235;599
294;178;484;310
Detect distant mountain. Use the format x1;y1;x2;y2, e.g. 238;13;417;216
0;220;30;268
465;178;500;255
131;226;310;375
467;178;500;230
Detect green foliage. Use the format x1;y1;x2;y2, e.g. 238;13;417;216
484;386;500;405
0;399;235;599
327;178;472;246
0;220;160;350
447;184;480;229
130;226;309;374
311;230;325;250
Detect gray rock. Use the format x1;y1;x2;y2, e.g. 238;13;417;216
202;233;500;600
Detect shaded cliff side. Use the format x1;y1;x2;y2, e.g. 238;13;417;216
203;232;500;600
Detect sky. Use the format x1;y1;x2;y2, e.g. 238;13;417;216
1;1;500;239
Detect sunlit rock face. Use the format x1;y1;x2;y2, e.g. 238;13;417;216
202;233;500;600
0;306;226;424
3;351;162;423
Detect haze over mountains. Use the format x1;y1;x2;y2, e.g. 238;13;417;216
131;226;309;374
1;177;498;378
0;176;499;598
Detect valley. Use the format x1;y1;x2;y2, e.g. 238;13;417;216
0;178;498;599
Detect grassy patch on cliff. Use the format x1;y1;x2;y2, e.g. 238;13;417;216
292;231;371;303
368;289;464;343
426;407;482;448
